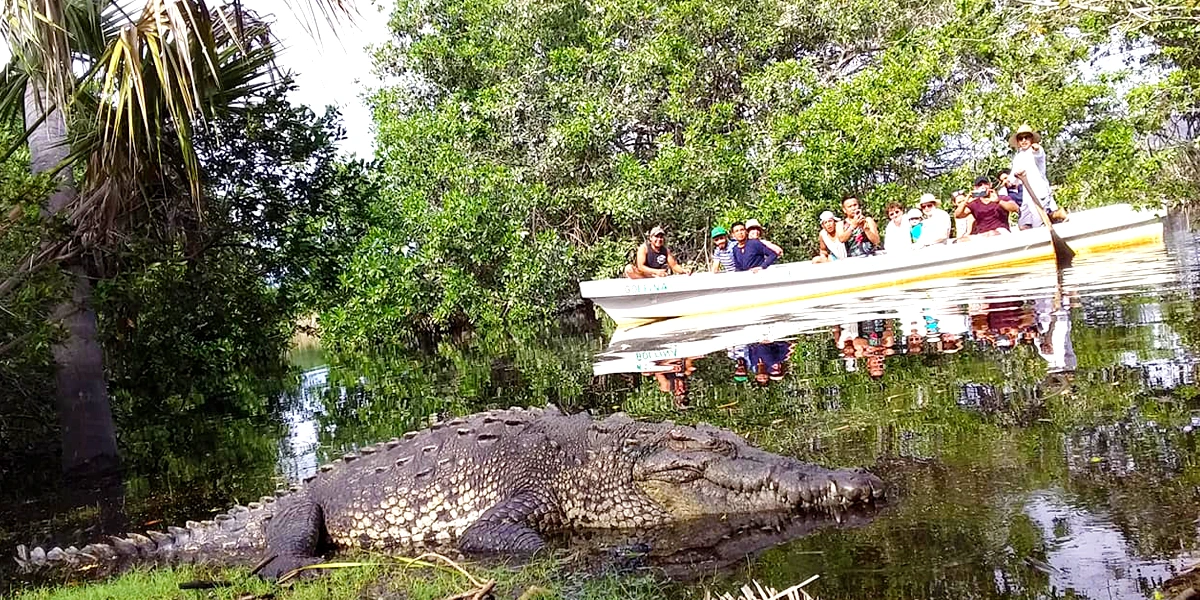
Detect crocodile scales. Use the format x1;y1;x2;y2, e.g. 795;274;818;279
16;405;885;579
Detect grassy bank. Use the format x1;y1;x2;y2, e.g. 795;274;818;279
9;553;688;600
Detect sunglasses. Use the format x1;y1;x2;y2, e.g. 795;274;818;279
888;211;902;217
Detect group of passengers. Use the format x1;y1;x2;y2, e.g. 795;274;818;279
624;219;784;278
622;124;1063;278
817;124;1063;260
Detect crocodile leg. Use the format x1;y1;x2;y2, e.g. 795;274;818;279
458;491;553;554
257;494;327;580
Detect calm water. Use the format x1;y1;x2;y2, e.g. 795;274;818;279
9;214;1200;598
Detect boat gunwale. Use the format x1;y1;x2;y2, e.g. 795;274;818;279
580;207;1163;302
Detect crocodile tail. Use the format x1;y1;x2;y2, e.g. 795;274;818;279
15;529;189;576
14;493;285;577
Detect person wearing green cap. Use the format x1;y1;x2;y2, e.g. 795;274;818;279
710;225;736;273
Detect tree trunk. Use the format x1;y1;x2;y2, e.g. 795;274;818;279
24;85;120;478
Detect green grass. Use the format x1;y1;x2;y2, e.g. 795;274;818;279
7;554;680;600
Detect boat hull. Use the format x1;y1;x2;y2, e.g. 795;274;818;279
580;204;1164;325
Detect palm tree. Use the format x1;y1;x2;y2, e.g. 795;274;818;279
0;0;351;476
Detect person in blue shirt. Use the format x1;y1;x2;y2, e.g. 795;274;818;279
729;221;778;272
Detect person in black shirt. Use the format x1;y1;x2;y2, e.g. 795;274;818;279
624;225;690;278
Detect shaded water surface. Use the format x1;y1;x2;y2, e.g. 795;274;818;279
10;219;1200;599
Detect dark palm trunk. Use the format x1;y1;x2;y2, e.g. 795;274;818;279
24;85;120;478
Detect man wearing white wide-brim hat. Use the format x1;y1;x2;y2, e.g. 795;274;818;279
1009;124;1059;229
914;193;951;248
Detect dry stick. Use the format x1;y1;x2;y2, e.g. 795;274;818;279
410;552;489;588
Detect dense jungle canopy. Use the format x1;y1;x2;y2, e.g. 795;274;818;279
327;0;1200;347
1;0;1198;483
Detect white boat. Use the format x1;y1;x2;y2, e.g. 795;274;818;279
579;203;1165;326
593;241;1180;375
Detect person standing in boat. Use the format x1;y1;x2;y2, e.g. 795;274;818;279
812;211;846;263
1009;124;1063;224
623;225;690;279
836;195;881;257
709;226;737;273
883;202;914;253
730;221;778;272
954;177;1018;238
914;193;951;247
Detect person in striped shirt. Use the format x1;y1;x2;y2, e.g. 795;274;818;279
710;226;737;273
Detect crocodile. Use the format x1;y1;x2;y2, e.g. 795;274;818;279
16;405;885;580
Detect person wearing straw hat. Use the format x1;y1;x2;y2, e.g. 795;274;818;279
914;193;951;247
1009;124;1062;228
745;218;784;257
623;225;690;279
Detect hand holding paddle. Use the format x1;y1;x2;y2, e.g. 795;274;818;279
1016;172;1075;268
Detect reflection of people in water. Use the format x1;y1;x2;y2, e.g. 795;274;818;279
730;342;794;386
833;320;896;377
1035;297;1076;372
967;300;1036;349
748;341;794;386
644;357;697;409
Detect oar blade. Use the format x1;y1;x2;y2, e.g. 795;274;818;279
1051;230;1075;268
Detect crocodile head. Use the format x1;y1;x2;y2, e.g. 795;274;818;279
626;422;884;519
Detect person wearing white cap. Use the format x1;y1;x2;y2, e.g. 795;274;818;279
914;193;951;248
812;210;846;263
1009;124;1060;224
883;201;914;253
623;225;690;279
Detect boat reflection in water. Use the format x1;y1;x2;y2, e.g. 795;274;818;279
591;223;1200;597
593;240;1188;382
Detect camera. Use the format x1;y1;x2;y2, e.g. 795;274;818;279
971;189;988;198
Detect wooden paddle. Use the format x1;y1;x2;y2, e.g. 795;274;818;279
1016;172;1075;268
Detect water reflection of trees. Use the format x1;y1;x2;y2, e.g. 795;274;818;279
11;291;1200;594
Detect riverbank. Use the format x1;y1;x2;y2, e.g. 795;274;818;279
10;554;693;600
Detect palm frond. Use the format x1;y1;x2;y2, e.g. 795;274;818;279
0;0;74;120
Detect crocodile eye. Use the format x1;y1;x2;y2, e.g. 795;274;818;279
648;467;703;484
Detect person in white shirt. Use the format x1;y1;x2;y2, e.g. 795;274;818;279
883;201;913;252
950;189;972;239
1009;124;1059;222
914;193;951;247
812;210;847;262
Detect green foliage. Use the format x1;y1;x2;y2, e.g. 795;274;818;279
330;0;1190;347
314;323;610;455
0;121;62;476
0;86;374;510
84;85;376;516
